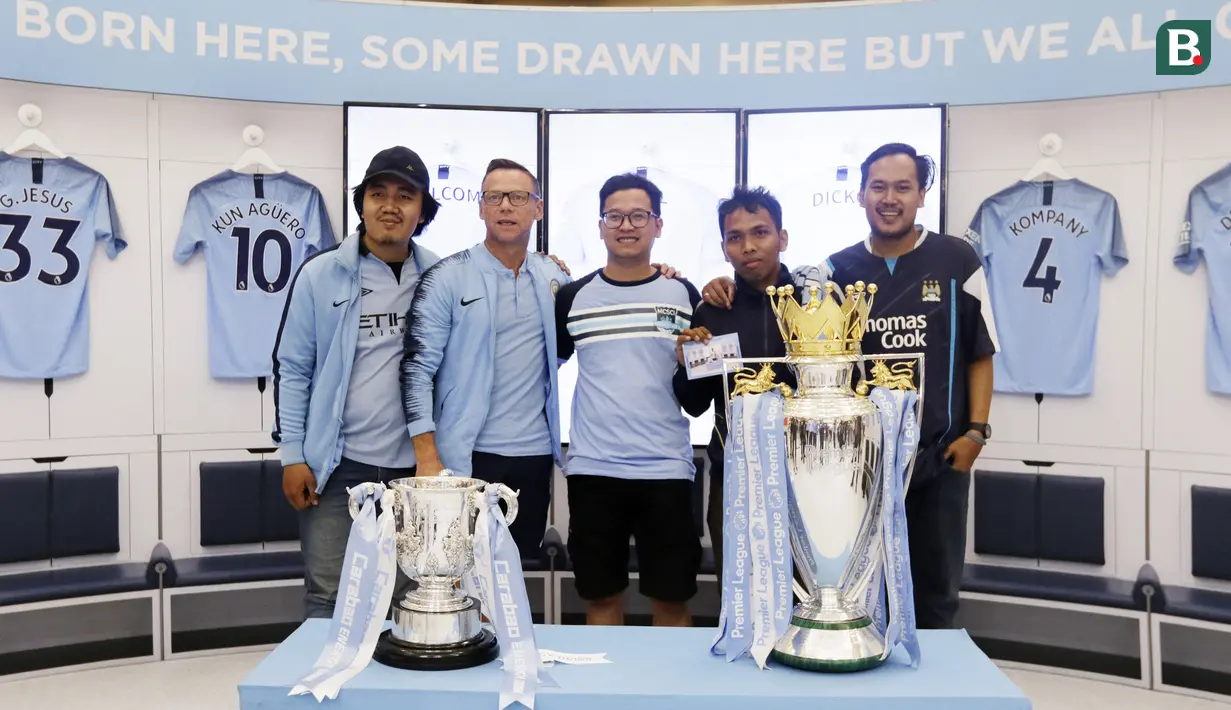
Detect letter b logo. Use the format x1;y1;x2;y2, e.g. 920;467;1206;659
1157;20;1211;75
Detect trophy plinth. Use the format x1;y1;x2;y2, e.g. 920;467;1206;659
348;475;519;672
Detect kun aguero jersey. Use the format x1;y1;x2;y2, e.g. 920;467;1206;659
174;170;335;379
965;179;1128;395
827;230;999;484
1175;163;1231;395
0;155;126;379
552;166;732;291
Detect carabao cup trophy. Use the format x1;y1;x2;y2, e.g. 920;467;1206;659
711;280;923;673
291;473;547;707
347;476;519;670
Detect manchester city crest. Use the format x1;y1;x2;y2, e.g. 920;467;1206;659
550;279;560;299
921;279;942;303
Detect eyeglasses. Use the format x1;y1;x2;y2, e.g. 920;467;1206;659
481;190;537;207
602;210;658;229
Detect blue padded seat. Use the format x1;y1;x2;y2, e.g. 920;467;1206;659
261;461;300;543
1191;485;1231;582
165;552;305;588
0;563;153;607
0;546;170;608
962;563;1141;611
51;466;120;559
0;470;50;564
1158;586;1231;626
973;470;1039;559
1038;474;1105;566
199;462;263;547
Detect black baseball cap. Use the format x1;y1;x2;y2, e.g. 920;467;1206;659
361;146;431;192
353;146;440;235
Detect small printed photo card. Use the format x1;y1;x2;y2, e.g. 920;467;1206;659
682;333;742;380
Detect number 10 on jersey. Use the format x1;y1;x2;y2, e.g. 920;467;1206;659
231;226;292;294
1023;236;1062;304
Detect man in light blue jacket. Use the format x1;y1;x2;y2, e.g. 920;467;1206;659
401;158;570;560
272;146;441;619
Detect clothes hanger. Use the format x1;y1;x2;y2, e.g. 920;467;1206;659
1022;132;1072;181
231;124;284;174
4;104;67;158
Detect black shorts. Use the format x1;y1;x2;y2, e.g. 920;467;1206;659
566;474;702;603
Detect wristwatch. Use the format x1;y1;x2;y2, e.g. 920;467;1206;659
967;422;991;440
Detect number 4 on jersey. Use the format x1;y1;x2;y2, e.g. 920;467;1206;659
1023;236;1062;303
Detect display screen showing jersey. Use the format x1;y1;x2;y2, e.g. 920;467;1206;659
174;170;335;379
745;107;945;269
965;179;1127;395
345;105;540;260
545;110;738;446
1175;163;1231;395
0;155;126;379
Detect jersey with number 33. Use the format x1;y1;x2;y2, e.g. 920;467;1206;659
175;170;335;379
0;155;126;379
965;179;1128;395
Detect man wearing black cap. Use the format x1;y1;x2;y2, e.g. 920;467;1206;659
272;146;442;619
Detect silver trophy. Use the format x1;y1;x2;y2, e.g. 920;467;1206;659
731;282;918;672
347;474;518;670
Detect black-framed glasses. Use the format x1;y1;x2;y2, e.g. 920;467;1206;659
481;190;537;207
602;210;657;229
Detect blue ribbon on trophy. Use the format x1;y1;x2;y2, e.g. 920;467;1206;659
289;482;399;701
868;386;922;667
712;390;793;669
464;485;556;710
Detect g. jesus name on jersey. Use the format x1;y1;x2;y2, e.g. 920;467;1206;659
1175;163;1231;395
0;155;126;379
174;170;334;379
965;179;1127;395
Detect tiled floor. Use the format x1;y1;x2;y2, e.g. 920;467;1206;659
0;652;1226;710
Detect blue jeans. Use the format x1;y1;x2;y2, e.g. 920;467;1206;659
299;457;417;620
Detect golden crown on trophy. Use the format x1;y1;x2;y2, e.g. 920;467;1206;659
767;281;877;357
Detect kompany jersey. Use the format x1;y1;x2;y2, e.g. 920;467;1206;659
965;179;1127;395
0;155;126;379
556;269;700;481
1175;163;1231;395
174;171;335;379
552;167;732;290
828;231;998;476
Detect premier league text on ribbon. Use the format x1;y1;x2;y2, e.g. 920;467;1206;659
11;0;1210;78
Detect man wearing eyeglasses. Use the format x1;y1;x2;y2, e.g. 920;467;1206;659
555;173;702;627
399;158;566;559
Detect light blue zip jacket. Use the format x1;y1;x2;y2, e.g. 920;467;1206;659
401;243;571;475
271;231;440;491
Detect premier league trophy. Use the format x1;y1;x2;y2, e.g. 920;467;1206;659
711;281;922;673
347;476;519;670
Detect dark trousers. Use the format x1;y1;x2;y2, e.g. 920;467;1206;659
905;460;972;629
470;451;554;562
299;457;417;620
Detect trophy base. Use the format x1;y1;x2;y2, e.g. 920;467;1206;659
372;627;499;671
770;589;886;673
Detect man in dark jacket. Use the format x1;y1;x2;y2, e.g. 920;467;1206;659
672;186;801;580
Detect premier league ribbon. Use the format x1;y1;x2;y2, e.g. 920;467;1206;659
868;386;922;668
465;485;554;710
289;482;399;701
712;391;793;669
